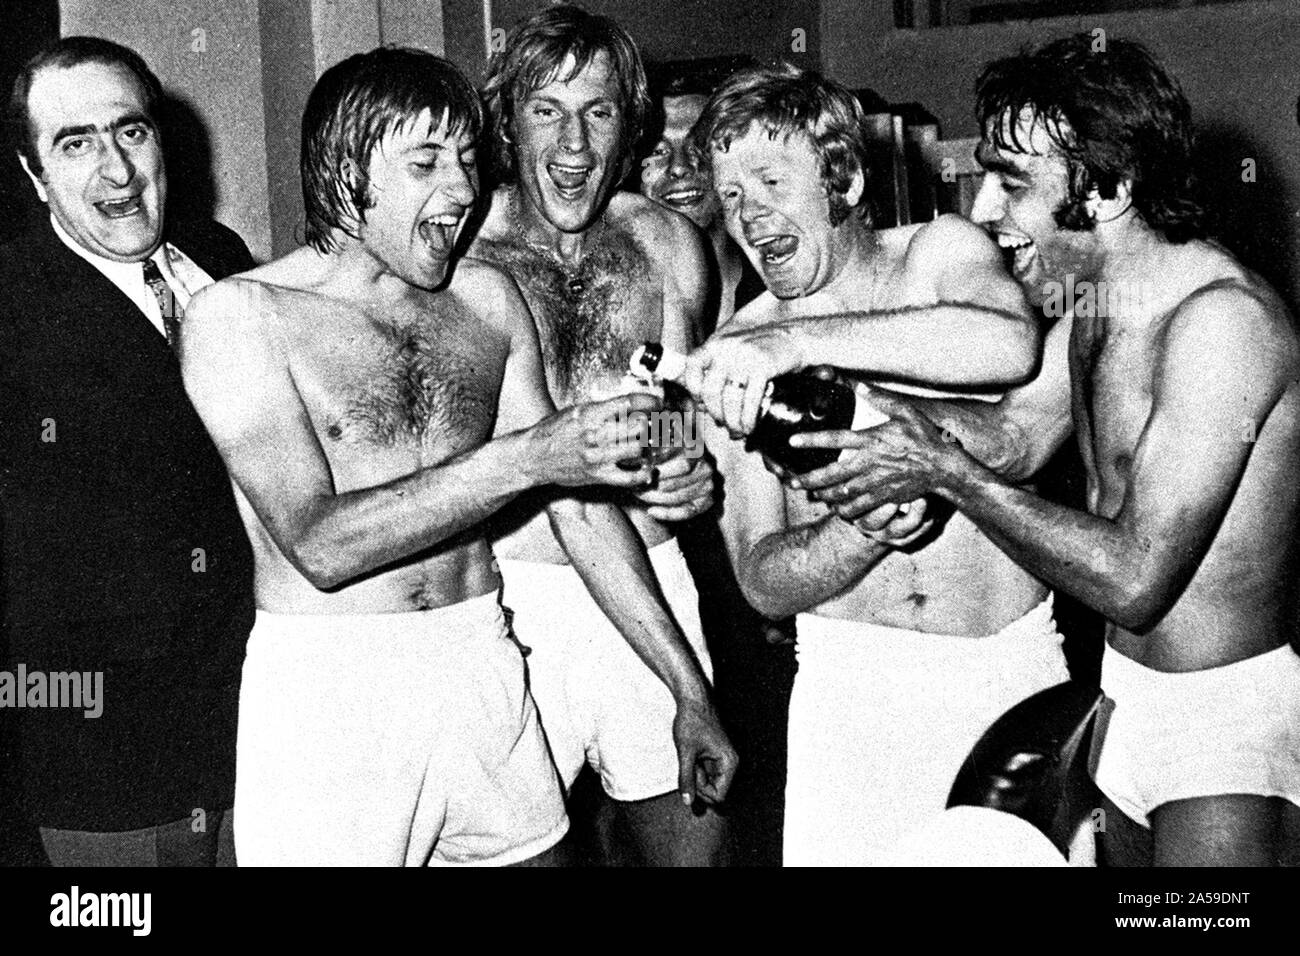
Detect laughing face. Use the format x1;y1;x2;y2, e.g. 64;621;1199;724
21;60;166;262
972;108;1101;307
711;124;860;299
640;93;719;230
511;52;626;236
355;109;477;290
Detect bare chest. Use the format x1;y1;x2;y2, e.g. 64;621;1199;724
291;306;506;468
475;231;662;402
1072;322;1158;516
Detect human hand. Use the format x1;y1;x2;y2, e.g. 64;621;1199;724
680;324;807;438
527;392;664;488
634;447;716;521
672;696;738;806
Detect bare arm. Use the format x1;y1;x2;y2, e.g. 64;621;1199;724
661;209;709;351
825;287;1296;630
743;514;896;620
547;500;712;700
899;314;1073;482
633;210;716;521
684;216;1040;434
804;216;1038;384
181;276;653;590
716;423;926;619
792;316;1074;513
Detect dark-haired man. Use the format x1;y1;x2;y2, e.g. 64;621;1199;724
181;46;732;866
0;36;255;866
640;57;764;336
468;5;735;865
794;35;1300;866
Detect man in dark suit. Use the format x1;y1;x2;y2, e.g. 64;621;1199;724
0;36;254;866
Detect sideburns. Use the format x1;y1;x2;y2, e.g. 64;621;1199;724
1053;160;1098;232
1052;194;1096;232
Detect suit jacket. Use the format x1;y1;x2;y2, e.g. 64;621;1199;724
0;216;256;832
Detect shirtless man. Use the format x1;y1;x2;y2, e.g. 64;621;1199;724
180;47;733;866
675;64;1066;866
793;36;1300;866
468;6;732;865
640;57;764;335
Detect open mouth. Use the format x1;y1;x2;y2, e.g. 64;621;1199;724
750;233;798;267
417;212;461;258
94;195;144;219
659;187;706;209
994;231;1035;278
547;163;593;199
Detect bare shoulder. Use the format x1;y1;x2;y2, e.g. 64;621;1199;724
902;214;999;268
189;247;323;334
1164;249;1299;384
610;191;699;261
719;290;780;333
187;274;277;341
446;255;532;338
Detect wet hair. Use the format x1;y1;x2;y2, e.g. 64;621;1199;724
9;36;162;178
691;62;870;227
301;46;483;253
482;4;651;183
976;33;1203;242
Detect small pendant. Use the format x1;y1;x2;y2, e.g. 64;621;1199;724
567;277;585;295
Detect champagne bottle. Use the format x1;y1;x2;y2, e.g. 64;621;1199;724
629;342;887;474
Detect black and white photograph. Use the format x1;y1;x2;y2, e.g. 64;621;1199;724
0;0;1297;933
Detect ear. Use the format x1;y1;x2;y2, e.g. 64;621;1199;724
17;153;47;203
844;163;865;210
1085;176;1132;224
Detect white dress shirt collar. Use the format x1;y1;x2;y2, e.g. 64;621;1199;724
48;214;214;337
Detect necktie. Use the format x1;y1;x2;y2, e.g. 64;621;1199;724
142;258;183;349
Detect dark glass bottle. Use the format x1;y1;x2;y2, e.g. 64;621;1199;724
630;342;885;475
747;372;858;474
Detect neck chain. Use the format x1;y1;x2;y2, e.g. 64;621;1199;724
507;191;606;297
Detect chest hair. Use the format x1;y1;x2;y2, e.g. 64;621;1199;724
477;226;653;395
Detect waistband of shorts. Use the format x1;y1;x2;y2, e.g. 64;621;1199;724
495;536;684;585
1101;641;1300;700
252;591;505;645
795;594;1060;668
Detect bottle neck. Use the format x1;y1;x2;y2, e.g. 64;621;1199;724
630;342;687;383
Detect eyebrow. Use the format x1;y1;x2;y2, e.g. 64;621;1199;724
51;112;154;146
974;142;1029;177
524;92;617;110
403;139;477;155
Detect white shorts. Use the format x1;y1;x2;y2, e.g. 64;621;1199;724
1094;642;1300;827
785;597;1070;866
497;538;713;801
234;593;568;866
875;806;1069;867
